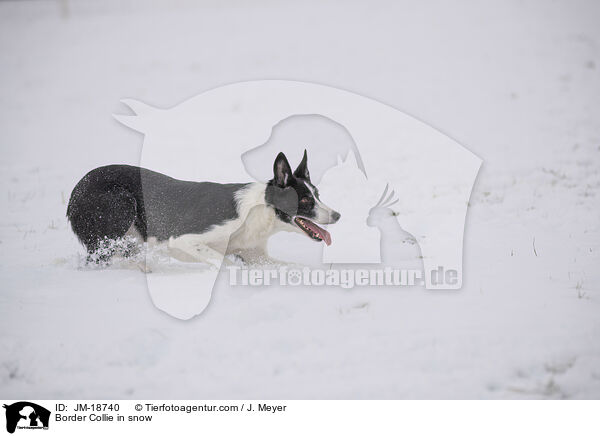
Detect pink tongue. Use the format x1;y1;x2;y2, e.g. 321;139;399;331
304;220;332;246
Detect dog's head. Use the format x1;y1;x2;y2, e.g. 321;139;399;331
265;150;340;245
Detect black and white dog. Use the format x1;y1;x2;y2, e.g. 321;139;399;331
67;151;340;265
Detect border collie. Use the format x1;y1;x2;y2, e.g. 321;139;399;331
67;151;340;265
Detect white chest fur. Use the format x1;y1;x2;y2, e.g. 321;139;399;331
227;204;277;251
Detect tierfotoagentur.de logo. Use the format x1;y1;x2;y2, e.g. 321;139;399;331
3;402;50;434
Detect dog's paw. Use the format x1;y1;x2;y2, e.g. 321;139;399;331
137;262;152;273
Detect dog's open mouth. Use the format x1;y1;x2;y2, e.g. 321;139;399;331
294;217;332;246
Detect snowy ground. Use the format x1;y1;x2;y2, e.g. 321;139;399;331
1;0;599;399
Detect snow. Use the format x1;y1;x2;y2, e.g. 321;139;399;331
1;0;599;399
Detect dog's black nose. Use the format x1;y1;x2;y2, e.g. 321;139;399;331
331;211;341;223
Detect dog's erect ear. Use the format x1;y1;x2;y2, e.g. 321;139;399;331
273;152;293;187
293;149;310;181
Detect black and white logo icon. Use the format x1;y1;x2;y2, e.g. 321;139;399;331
3;402;50;434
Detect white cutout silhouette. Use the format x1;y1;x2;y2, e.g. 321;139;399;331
114;80;481;319
320;151;381;264
367;184;423;269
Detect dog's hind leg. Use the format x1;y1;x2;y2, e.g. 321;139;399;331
69;188;138;263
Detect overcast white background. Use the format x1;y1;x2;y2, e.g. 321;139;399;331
1;0;599;398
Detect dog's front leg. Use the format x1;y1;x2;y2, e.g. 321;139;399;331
231;247;294;267
231;247;270;265
167;234;226;269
